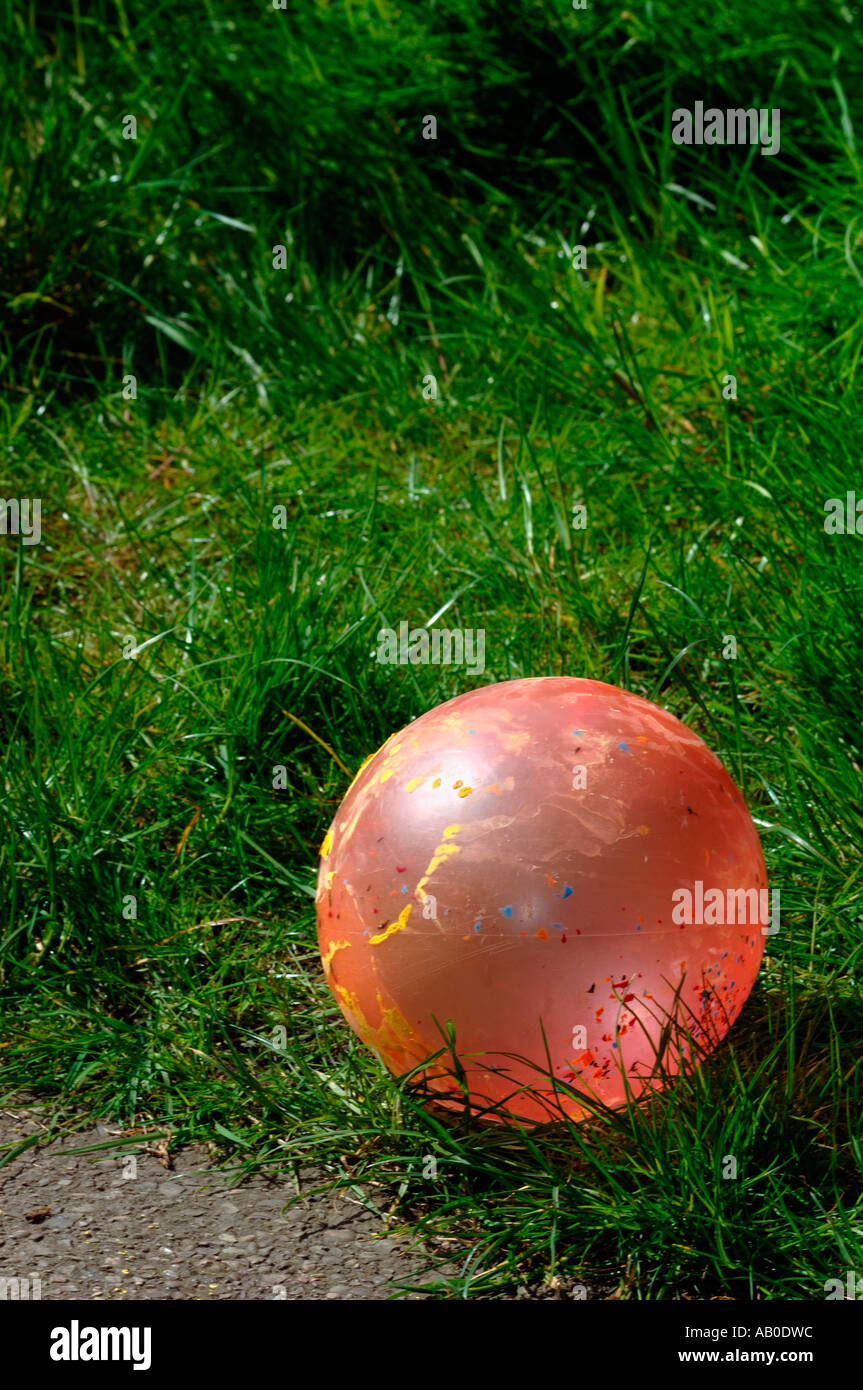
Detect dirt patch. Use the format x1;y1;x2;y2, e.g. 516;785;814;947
0;1103;457;1301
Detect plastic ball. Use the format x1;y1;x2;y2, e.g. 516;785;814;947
316;677;767;1124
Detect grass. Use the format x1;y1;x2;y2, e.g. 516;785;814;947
1;0;862;1298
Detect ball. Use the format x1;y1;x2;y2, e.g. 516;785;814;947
316;677;767;1124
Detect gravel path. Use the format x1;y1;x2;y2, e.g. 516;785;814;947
0;1103;456;1301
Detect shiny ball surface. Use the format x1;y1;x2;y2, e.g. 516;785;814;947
316;678;767;1123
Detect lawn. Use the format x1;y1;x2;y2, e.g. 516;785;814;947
1;0;862;1299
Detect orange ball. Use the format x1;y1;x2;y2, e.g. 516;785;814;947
316;678;767;1123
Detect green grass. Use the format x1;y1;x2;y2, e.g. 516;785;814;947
1;0;862;1299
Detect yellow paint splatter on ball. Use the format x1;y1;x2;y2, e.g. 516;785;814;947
414;824;462;904
369;902;413;946
320;938;350;976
